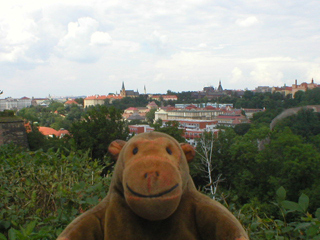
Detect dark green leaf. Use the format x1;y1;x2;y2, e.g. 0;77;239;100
298;193;309;212
281;200;303;212
276;186;286;203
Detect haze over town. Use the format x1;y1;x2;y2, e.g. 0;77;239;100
1;0;319;98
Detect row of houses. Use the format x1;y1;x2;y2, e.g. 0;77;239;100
0;97;78;111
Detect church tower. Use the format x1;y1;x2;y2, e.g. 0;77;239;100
121;82;126;97
217;80;223;92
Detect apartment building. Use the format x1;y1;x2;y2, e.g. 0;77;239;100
0;97;32;111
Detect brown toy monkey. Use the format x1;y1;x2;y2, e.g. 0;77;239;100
57;132;248;240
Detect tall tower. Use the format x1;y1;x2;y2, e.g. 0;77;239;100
121;82;126;97
217;80;223;92
144;85;146;95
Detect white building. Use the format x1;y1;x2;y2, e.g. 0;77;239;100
0;97;32;111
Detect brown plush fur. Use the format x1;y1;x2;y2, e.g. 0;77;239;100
57;132;249;240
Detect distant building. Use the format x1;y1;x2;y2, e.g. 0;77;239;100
31;97;50;106
122;106;150;121
120;82;139;98
64;99;82;107
291;79;319;97
146;101;158;109
191;81;226;99
155;108;225;121
272;86;292;96
215;114;249;126
83;94;123;108
255;86;272;93
0;97;32;111
150;95;178;101
128;125;154;135
272;79;319;97
162;119;217;130
84;95;108;108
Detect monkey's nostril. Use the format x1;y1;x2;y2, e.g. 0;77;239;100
156;171;160;177
144;173;148;178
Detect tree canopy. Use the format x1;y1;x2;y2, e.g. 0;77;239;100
70;105;129;160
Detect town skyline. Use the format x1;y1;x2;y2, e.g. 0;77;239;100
1;77;318;100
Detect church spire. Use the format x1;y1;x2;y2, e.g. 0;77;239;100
217;80;223;92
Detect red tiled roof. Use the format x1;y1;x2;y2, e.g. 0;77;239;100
204;106;216;110
106;95;123;99
126;107;139;111
39;127;70;137
85;95;108;100
65;99;78;105
163;95;178;99
147;101;158;106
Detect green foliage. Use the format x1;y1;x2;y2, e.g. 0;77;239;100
70;105;129;160
107;96;149;110
1;143;320;239
274;108;320;141
145;108;157;124
17;102;84;131
232;187;320;239
234;123;251;135
0;110;15;117
0;144;111;239
152;120;185;143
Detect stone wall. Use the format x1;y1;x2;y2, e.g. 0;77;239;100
0;118;29;148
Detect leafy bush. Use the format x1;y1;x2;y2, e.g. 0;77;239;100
0;144;112;239
230;187;320;240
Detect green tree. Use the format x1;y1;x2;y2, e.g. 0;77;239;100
234;123;251;135
152;120;185;142
48;101;64;112
75;97;84;105
70;105;129;160
17;106;41;123
146;109;157;124
274;108;320;141
27;124;48;151
253;128;320;208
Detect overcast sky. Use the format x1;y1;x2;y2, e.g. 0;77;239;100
1;0;319;98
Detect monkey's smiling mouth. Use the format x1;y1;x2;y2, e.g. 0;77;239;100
126;183;179;198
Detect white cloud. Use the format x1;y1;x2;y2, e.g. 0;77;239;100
231;67;243;83
236;16;259;27
250;63;284;86
198;43;207;48
1;0;320;97
56;17;111;62
0;7;39;63
90;32;112;45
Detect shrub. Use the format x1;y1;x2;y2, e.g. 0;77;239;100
0;144;112;239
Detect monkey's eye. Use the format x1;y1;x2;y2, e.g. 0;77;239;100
133;147;138;155
166;147;172;155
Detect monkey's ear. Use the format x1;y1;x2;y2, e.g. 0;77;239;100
180;143;196;163
108;140;126;160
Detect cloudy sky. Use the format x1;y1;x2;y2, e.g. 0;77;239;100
1;0;319;98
